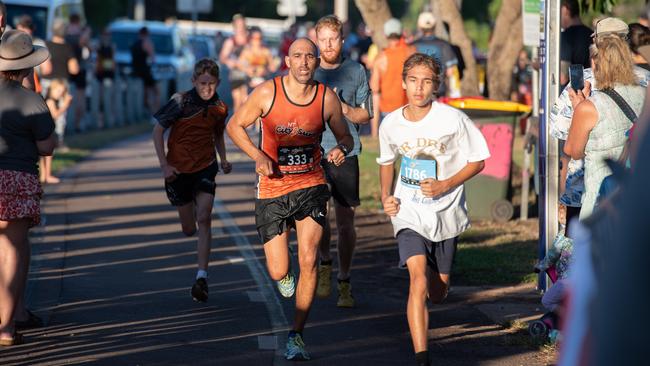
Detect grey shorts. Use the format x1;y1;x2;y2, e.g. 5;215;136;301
397;229;458;274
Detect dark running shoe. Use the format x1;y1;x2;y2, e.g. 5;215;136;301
191;278;209;302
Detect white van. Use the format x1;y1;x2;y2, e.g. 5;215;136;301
3;0;85;40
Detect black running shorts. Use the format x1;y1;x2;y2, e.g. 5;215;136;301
255;184;331;244
397;229;458;274
164;162;218;206
322;155;360;207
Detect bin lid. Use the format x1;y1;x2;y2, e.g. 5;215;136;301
444;98;532;114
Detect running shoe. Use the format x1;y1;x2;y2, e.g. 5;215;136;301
191;277;209;302
336;281;355;308
285;333;310;360
277;270;296;298
316;264;332;298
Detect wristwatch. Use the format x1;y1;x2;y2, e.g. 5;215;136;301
336;143;350;156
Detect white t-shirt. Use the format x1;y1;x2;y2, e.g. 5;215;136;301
377;102;490;242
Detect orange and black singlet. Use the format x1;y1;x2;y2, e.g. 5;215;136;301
257;76;327;199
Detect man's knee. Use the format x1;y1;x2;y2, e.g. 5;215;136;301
268;267;288;281
196;210;211;227
409;274;429;300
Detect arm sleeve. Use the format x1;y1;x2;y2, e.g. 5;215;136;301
153;93;184;128
28;96;55;141
458;114;490;162
376;118;397;165
355;64;374;119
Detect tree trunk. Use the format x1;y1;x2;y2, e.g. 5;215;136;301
487;0;523;100
436;0;480;96
354;0;392;50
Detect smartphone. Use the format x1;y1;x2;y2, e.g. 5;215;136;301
569;64;584;91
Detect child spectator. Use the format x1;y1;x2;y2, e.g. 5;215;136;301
41;79;72;184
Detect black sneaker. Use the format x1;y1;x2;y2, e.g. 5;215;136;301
191;278;208;302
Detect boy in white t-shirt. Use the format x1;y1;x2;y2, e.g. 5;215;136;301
377;53;490;366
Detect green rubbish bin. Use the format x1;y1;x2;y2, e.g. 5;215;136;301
446;98;531;222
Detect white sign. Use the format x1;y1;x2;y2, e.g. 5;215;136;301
277;0;307;17
177;0;213;14
522;0;541;46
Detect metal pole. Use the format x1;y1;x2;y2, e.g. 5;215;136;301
538;0;560;291
134;0;145;21
334;0;348;23
192;0;198;35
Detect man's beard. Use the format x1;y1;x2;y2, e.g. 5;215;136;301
321;49;341;64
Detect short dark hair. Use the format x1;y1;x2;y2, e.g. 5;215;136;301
18;15;34;31
139;27;148;36
193;58;220;80
561;0;580;17
628;23;650;54
402;53;442;90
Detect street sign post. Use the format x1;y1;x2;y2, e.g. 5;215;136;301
177;0;213;34
277;0;307;25
538;0;560;291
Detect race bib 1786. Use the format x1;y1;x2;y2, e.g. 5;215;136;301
400;156;437;188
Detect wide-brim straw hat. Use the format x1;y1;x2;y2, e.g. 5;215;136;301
0;30;50;72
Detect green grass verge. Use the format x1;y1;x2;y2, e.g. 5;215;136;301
52;122;152;174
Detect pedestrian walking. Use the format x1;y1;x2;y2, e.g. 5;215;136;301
313;15;372;308
377;53;489;366
0;29;55;347
152;58;231;303
226;38;353;360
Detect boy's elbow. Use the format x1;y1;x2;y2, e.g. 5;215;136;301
475;160;485;172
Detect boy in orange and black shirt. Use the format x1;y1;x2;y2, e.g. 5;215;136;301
152;58;231;303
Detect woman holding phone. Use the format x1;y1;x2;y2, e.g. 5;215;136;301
565;34;645;219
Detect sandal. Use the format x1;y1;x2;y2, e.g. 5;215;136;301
15;310;43;330
0;331;24;346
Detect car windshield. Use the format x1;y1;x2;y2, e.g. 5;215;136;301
5;4;48;40
112;31;175;55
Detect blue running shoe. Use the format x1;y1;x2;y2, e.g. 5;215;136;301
285;333;310;360
277;270;296;298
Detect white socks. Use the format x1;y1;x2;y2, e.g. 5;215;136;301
196;269;208;280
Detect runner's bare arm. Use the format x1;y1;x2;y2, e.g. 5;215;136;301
152;123;179;180
215;126;232;174
226;81;276;176
420;161;485;198
219;38;236;69
379;164;400;216
323;87;353;166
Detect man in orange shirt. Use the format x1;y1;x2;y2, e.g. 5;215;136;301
227;38;353;360
370;18;415;137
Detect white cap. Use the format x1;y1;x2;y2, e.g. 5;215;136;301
417;12;436;29
384;18;402;37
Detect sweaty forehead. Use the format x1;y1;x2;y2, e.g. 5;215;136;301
288;38;317;56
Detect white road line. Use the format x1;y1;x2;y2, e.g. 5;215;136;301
212;195;288;355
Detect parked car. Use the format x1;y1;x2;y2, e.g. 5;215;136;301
108;20;195;98
3;0;85;40
188;34;217;60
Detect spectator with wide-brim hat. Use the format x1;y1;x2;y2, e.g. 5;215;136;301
0;29;56;347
